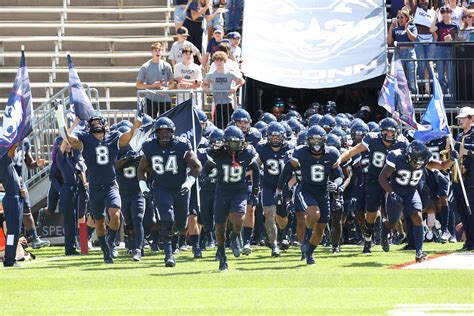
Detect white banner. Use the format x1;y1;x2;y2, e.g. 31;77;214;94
241;0;387;88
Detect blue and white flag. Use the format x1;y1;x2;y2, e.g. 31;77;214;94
129;99;202;152
378;54;418;129
0;50;33;158
413;67;450;143
68;54;95;121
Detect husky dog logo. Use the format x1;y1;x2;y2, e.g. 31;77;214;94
1;97;23;143
264;0;383;64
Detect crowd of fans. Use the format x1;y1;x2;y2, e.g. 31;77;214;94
388;0;474;95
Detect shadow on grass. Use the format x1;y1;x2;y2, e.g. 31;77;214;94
235;264;304;271
341;261;387;268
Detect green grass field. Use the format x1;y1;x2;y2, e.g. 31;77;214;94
1;243;472;315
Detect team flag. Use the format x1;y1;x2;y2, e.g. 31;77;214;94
0;49;33;158
378;53;418;129
413;66;450;142
68;54;95;121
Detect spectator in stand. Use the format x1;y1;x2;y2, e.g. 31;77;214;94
169;27;202;67
136;42;174;118
209;42;241;73
407;0;437;94
184;0;211;55
205;0;228;39
270;98;285;121
430;6;459;94
458;10;474;40
202;25;226;70
225;0;244;32
440;0;466;27
202;51;245;128
173;44;203;108
388;8;418;93
227;31;242;63
174;0;189;30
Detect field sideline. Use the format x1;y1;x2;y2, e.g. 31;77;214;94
0;243;472;315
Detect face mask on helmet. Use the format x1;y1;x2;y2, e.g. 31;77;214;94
235;120;250;133
225;139;243;153
307;136;325;154
408;155;426;169
381;129;397;143
269;134;284;148
210;139;224;150
156;129;174;147
89;118;106;134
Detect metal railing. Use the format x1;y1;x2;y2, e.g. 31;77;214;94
394;41;474;104
24;85;99;189
137;89;241;129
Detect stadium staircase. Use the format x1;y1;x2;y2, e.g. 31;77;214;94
0;0;175;209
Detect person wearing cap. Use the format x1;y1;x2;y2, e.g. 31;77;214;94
202;25;226;70
227;31;242;63
270;98;285;121
452;106;474;250
136;42;174;118
169;27;202;67
205;0;227;39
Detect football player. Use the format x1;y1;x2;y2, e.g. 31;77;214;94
378;140;457;262
339;118;409;254
203;126;260;271
64;112;141;263
137;117;202;267
276;126;342;265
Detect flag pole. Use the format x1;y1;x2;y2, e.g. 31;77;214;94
428;63;471;215
190;93;201;212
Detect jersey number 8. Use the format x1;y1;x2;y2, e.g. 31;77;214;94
95;146;109;165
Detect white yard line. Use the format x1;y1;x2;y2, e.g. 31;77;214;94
388;304;474;315
402;253;474;270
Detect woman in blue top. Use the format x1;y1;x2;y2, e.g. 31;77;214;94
430;5;459;94
388;8;418;93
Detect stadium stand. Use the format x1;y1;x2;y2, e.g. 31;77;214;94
0;0;174;109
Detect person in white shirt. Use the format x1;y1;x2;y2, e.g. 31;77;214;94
209;42;241;74
169;27;202;67
227;31;242;63
173;44;203;108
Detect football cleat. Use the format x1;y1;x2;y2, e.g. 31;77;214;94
449;235;457;243
165;255;176;267
362;240;372;254
401;244;415;251
219;256;228;271
206;240;216;249
132;249;141;262
331;245;340;254
103;255;114;264
271;245;281;257
242;243;252;256
280;239;290;251
3;262;22;268
440;231;450;243
31;237;51;249
300;240;308;260
306;256;315;265
415;251;428;263
381;225;390;252
65;249;80;256
193;247;202;259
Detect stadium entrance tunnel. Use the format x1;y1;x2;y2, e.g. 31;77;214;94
243;75;385;120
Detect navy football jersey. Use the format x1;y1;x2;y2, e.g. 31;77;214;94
142;137;192;189
362;132;409;180
285;147;301;182
116;146;141;195
197;148;218;188
425;137;448;161
55;149;80;186
207;145;259;189
256;142;294;187
0;154;22;194
386;148;431;196
291;145;340;194
202;122;218;139
12;137;31;176
78;130;121;186
245;127;262;148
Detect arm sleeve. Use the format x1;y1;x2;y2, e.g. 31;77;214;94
330;167;344;187
248;160;260;194
277;160;297;190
